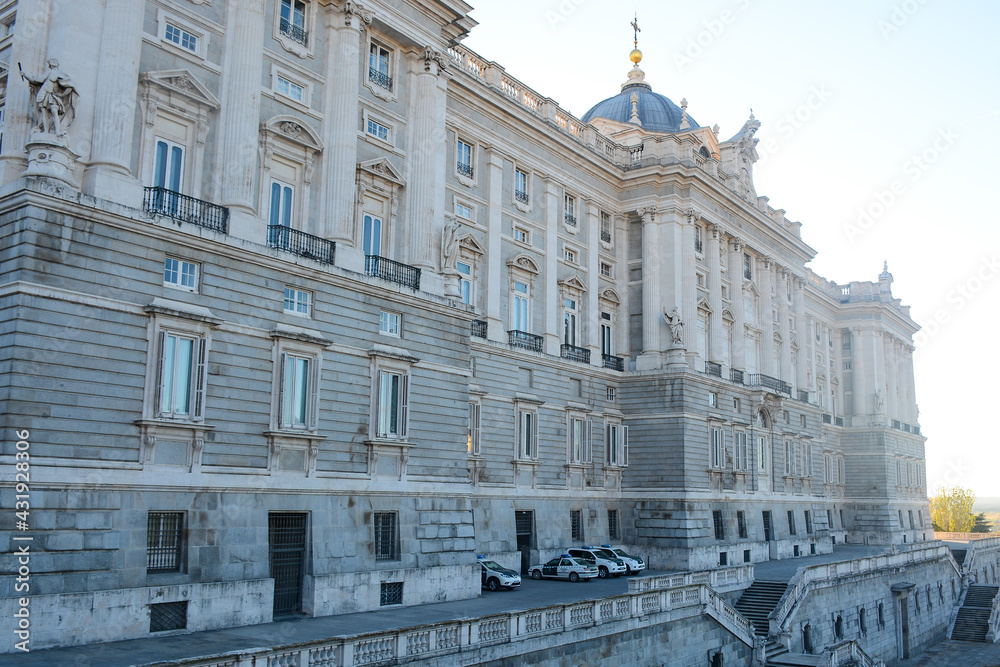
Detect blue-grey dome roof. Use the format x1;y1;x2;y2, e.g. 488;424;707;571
582;83;698;134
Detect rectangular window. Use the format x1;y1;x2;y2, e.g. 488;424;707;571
568;417;590;463
279;0;307;44
711;428;724;468
570;510;583;542
376;370;408;438
514;169;528;203
165;23;198;52
456;139;473;178
787;510;797;535
709;392;718;407
374;512;398;561
269;180;294;227
743;253;753;280
563;298;578;346
468;402;481;455
164;258;198;292
607;423;628;466
380;581;403;606
517;409;538;459
606;386;616;401
457;261;472;305
908;510;915;529
563;247;577;263
455;202;473;220
153;138;185;193
737;511;747;539
369;41;392;90
147;512;184;572
784;440;794;475
276;75;304;102
600;312;613;356
157;332;206;419
801;442;812;478
379;311;400;337
757;437;767;473
564;195;576;226
366;118;390;142
608;509;619;539
513;226;529;244
280;353;311;429
805;510;813;534
363;214;382;256
600;262;613;278
512;281;530;332
694;225;703;253
600;211;612;243
713;510;725;540
734;431;748;471
283;287;311;316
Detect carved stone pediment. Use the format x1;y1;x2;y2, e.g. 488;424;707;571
140;69;220;109
458;233;485;256
697;297;713;313
358;158;406;187
507;254;540;275
600;288;621;305
261;115;323;152
743;281;760;297
558;274;588;294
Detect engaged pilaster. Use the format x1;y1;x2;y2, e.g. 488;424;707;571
759;257;775;374
484;148;504;342
728;238;746;373
707;225;724;369
636;206;661;370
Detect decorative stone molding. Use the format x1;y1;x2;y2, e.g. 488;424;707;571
265;431;324;476
136;420;213;472
341;1;373;29
421;46;449;74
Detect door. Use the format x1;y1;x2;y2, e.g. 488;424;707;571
515;510;533;574
153;138;184;214
898;596;910;659
269;512;307;617
363;214;382;257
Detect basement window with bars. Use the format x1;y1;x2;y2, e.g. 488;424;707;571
608;509;619;540
374;512;398;561
147;512;184;572
571;510;583;542
713;510;725;540
149;601;188;632
380;581;403;606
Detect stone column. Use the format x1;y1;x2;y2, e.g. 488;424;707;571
833;329;844;416
793;277;808;394
320;2;371;257
405;47;448;275
758;257;775;376
728;238;746;373
81;0;145;207
807;318;817;394
484;149;504;342
867;328;883;420
0;0;51;184
214;0;267;240
585;200;601;365
707;225;724;368
636;207;661;370
851;327;867;417
777;268;792;383
681;212;697;368
543;179;560;355
885;334;899;421
903;345;918;424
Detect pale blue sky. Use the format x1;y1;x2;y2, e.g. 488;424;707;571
464;0;1000;497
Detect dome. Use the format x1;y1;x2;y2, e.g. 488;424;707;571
582;81;698;134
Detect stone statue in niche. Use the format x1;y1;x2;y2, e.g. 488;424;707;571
441;219;461;272
873;388;884;412
664;307;684;345
20;59;78;138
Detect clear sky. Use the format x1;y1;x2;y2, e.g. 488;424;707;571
463;0;1000;497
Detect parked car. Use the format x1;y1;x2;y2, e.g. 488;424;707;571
600;545;646;574
529;555;599;582
478;556;521;591
567;547;628;578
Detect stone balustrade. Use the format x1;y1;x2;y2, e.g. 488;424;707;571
820;640;887;667
963;536;1000;583
627;563;755;595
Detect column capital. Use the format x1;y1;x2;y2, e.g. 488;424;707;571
730;237;744;253
335;1;373;29
638;205;657;223
685;208;699;224
710;224;724;240
761;256;774;270
420;46;449;75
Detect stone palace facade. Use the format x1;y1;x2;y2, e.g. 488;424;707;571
0;0;930;651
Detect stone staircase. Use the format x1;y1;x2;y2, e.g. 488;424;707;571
951;585;999;642
734;579;790;637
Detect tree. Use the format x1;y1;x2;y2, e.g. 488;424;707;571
929;486;977;533
971;513;993;533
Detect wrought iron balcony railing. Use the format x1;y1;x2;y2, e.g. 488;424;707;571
602;354;624;372
747;373;792;395
471;320;488;339
564;213;577;226
143;187;229;234
798;389;810;402
560;344;590;364
365;255;421;290
515;189;529;204
730;368;745;385
368;67;392;91
601;230;612;243
267;225;335;265
456;161;473;178
279;19;308;46
508;330;543;352
695;239;703;254
705;361;722;377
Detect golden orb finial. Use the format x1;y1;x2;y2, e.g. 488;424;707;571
630;48;643;64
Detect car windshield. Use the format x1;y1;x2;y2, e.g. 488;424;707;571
613;549;634;558
594;549;618;559
480;561;502;569
546;558;561;566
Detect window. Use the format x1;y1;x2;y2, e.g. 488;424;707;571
608;510;619;539
695;225;703;253
600;312;613;356
379;311;400;337
366;117;391;142
828;509;834;529
514;169;529;204
825;455;834;483
607;423;629;466
374;512;398;561
757;436;767;473
279;0;307;45
563;247;577;263
713;510;725;540
153;138;185;194
564;195;577;226
376;370;408;439
899;510;905;527
269;179;294;227
568;416;590;464
380;581;403;605
369;41;392;91
283;288;311;316
805;510;813;534
801;442;812;478
908;510;915;529
363;214;382;256
838;458;845;484
787;510;797;535
800;414;807;427
455;201;473;220
733;398;741;412
456;139;473;178
563;298;578;346
517;407;537;459
513;226;529;244
165;23;198;52
280;353;313;429
600;211;612;243
512;281;530;332
743;253;753;280
457;261;473;305
164;258;198;292
600;262;613;278
276;75;304;103
709;392;718;407
468;402;481;455
570;510;583;541
147;512;184;572
734;431;748;471
737;511;747;539
711;428;725;469
784;440;794;475
157;331;207;420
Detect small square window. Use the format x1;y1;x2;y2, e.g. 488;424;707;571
455;202;473;220
283;287;311;316
380;581;403;605
513;226;529;244
276;75;304;103
164;258;198;292
165;23;198;52
600;262;613;278
366;118;391;142
379;311;400;336
696;273;705;287
563;247;577;263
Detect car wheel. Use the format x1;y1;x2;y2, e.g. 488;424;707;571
487;577;499;592
532;570;542;580
569;571;580;582
625;565;633;575
598;566;609;579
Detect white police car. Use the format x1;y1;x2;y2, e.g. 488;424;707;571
568;547;628;578
601;545;646;574
529;554;598;582
478;556;521;591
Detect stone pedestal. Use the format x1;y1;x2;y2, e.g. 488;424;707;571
23;136;80;187
666;346;688;372
443;272;462;299
636;351;662;371
82;168;143;209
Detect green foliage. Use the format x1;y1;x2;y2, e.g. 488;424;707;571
929;486;977;533
971;513;994;533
